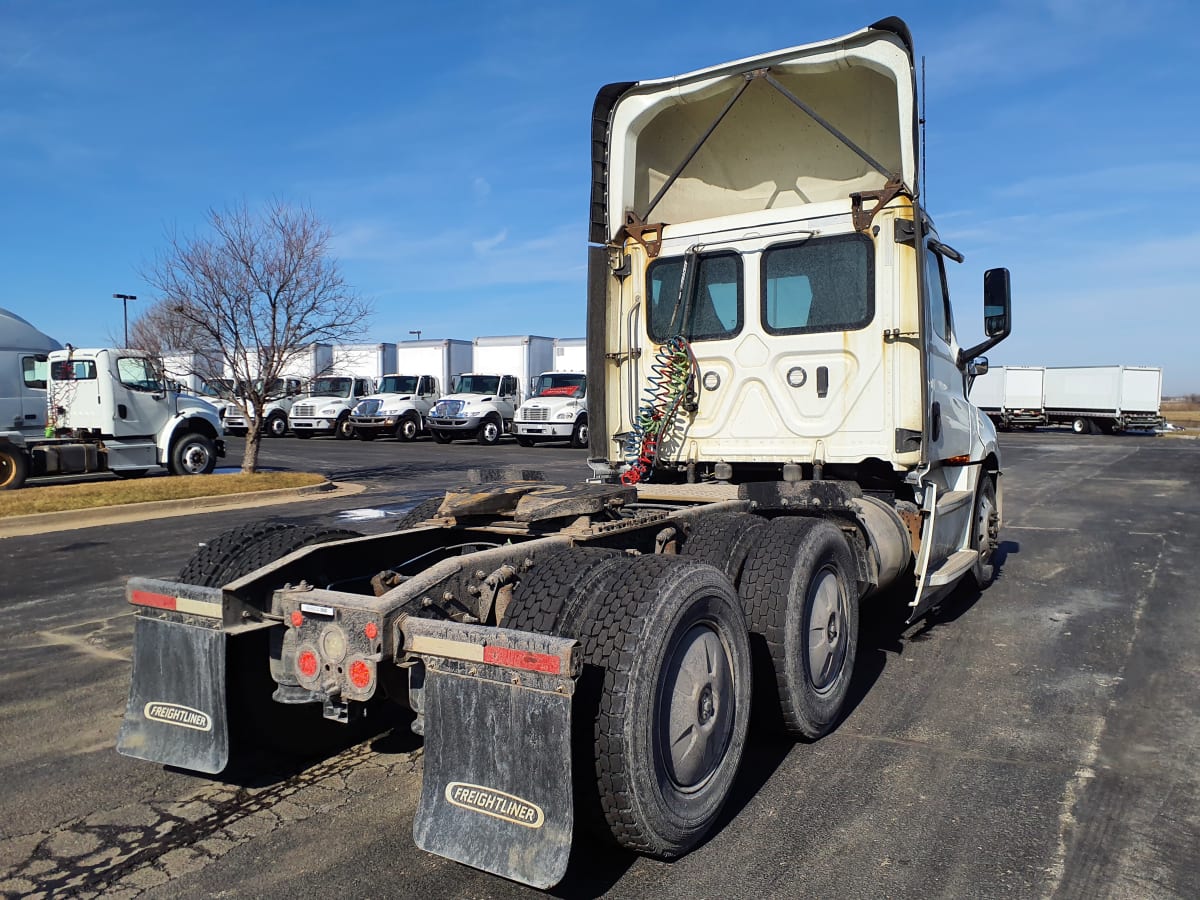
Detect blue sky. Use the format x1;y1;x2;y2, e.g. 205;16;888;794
3;0;1198;392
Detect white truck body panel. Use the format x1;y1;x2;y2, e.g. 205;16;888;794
472;336;555;400
331;343;399;380
968;366;1004;412
396;340;473;396
225;343;333;382
161;350;223;394
1045;366;1123;414
553;338;587;374
1004;366;1045;411
1120;366;1162;413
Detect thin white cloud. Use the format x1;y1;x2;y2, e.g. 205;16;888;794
472;229;507;254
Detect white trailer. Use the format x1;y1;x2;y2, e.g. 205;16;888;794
1044;365;1163;433
395;339;473;396
553;337;586;374
472;335;555;400
967;366;1003;417
332;343;398;380
161;349;223;394
224;343;333;382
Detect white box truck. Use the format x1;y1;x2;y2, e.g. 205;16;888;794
1044;365;1163;434
331;343;398;380
472;335;555;395
513;371;588;448
161;349;224;395
553;337;586;373
394;339;473;394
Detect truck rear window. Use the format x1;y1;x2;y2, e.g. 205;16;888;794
647;252;742;343
762;233;873;335
51;360;97;381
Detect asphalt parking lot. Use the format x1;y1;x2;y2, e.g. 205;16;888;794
1;430;1198;899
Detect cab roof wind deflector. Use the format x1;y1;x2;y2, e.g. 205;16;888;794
636;68;900;227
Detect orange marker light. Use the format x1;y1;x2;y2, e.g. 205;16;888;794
364;621;378;641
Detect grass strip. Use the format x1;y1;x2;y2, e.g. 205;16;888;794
1;472;328;518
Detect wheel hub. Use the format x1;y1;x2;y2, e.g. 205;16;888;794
660;623;735;790
807;568;847;695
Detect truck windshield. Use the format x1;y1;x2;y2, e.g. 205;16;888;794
452;375;500;395
379;375;419;394
533;373;585;398
256;378;290;400
308;377;353;397
201;378;239;399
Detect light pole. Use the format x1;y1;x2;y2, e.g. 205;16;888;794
409;330;422;341
113;293;137;347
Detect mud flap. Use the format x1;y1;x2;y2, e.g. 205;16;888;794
117;615;229;774
406;619;579;889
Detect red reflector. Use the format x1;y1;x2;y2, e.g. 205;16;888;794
349;659;372;689
364;621;378;641
130;589;176;611
483;645;561;674
290;610;304;628
298;650;318;679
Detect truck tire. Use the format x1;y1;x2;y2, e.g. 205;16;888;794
169;432;217;476
179;522;362;588
394;413;419;442
0;445;29;490
570;415;589;449
393;496;445;530
514;436;535;448
739;517;858;740
679;511;770;587
266;411;288;438
477;416;502;445
574;555;752;857
432;430;453;444
1071;417;1090;434
503;546;624;634
971;476;999;587
335;414;354;440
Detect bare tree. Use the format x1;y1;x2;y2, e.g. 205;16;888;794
144;200;371;473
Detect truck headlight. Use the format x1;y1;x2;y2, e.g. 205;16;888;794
319;406;341;416
463;410;484;418
555;409;575;420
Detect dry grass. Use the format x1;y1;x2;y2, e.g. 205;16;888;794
1;471;327;518
1162;399;1200;428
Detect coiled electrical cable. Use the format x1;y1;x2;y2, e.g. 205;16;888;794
621;335;697;485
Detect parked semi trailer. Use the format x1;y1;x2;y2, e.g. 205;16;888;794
117;18;1011;889
1044;365;1163;434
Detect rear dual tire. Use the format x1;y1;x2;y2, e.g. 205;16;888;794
505;551;751;859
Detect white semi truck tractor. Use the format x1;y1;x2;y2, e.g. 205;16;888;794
1;310;224;489
117;17;1010;890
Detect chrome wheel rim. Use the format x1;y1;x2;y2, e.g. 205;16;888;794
180;443;211;474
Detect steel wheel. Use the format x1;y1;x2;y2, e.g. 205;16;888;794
570;418;589;449
477;418;501;445
972;476;999;586
266;413;288;437
397;415;420;442
335;415;354;439
659;622;736;791
804;565;849;696
171;434;216;476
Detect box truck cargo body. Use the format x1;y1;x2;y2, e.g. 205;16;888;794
1044;365;1163;433
394;339;473;395
161;350;224;394
471;335;555;399
553;337;586;374
223;343;333;382
332;343;399;380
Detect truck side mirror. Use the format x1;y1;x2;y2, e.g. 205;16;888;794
969;357;989;377
983;267;1011;338
958;267;1013;366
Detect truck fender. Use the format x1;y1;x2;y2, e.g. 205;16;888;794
157;413;222;463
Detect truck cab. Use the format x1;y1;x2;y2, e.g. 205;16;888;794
349;374;441;441
222;376;304;438
289;376;375;439
514;371;587;448
428;373;522;445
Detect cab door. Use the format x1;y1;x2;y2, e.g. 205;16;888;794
110;355;167;439
923;246;974;462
